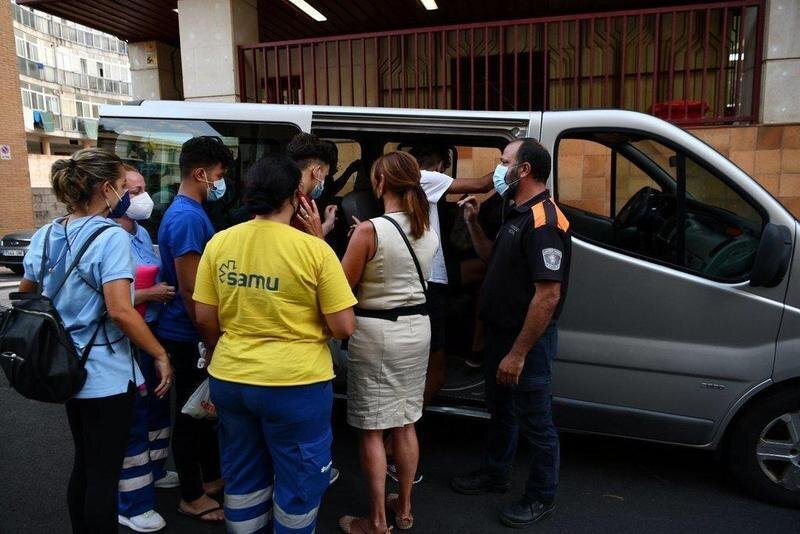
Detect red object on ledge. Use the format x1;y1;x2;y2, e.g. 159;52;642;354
650;100;709;121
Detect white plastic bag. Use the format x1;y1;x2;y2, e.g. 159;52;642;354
181;378;217;419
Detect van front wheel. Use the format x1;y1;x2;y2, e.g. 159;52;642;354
727;388;800;508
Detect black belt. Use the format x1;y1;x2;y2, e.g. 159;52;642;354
354;304;428;321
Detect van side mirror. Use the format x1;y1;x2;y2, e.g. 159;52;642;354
750;223;792;288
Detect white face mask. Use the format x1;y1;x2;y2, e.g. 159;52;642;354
126;192;154;220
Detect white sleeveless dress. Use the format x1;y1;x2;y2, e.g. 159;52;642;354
346;212;439;430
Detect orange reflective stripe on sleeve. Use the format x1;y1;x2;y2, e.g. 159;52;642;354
554;204;570;232
532;203;546;229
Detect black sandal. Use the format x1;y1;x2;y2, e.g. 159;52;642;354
177;505;224;522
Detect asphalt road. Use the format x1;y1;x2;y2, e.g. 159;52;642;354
0;267;798;532
1;383;799;533
0;267;20;308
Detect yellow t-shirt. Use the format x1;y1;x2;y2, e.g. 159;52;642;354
193;219;357;386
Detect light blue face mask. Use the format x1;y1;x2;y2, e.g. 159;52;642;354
492;163;521;197
310;179;324;200
202;171;226;202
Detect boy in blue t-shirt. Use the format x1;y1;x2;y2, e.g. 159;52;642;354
156;136;234;522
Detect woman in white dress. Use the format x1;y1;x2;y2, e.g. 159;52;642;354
339;151;439;533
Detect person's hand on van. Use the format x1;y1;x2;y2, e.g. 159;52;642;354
458;195;480;224
322;205;338;236
297;197;324;238
496;351;525;386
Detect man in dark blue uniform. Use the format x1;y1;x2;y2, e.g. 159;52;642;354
451;138;571;528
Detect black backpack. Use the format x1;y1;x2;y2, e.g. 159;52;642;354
0;224;112;403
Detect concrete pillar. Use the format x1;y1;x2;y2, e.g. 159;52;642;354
760;0;800;124
128;41;184;101
177;0;258;102
0;0;34;234
41;137;51;156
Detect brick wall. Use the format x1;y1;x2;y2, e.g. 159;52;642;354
691;125;800;215
0;0;34;234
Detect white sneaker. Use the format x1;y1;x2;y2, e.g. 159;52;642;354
118;510;166;532
153;471;180;489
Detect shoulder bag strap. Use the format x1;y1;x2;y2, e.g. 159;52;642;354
50;225;113;300
36;225;54;295
380;215;428;301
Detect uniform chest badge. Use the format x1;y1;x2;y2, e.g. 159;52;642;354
542;248;562;270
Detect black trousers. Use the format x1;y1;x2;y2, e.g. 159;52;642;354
160;338;221;502
65;383;135;534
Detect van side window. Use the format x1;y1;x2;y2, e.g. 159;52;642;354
97;117;299;240
555;132;764;282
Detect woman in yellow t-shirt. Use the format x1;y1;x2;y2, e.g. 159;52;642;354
193;155;356;534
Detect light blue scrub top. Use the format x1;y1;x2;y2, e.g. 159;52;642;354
23;216;144;399
129;223;162;325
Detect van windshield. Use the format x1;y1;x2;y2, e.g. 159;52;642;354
97;117;299;241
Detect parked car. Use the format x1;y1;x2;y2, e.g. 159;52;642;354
0;230;34;275
98;101;800;508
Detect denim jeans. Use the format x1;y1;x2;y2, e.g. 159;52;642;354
484;324;560;504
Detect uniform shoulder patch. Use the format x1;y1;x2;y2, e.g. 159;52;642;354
542;248;563;271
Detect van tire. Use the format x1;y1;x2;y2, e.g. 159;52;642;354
726;387;800;508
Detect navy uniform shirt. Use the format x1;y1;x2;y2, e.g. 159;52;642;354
479;190;572;333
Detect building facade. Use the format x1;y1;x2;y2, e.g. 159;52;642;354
10;0;131;225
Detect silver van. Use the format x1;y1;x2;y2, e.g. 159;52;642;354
98;101;799;508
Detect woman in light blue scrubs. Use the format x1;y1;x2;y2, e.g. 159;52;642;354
19;148;173;534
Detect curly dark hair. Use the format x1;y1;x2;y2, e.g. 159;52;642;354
243;155;301;216
286;133;336;171
322;139;339;174
179;136;235;179
409;144;451;171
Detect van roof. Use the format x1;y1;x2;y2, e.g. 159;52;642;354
98;100;543;123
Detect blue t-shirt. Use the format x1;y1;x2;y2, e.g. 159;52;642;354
23;216;144;399
129;223;162;324
156;195;215;342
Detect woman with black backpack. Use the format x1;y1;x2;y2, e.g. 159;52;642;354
18;148;173;534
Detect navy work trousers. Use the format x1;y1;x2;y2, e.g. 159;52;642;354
483;324;560;504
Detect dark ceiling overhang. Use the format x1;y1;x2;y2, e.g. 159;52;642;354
18;0;707;47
